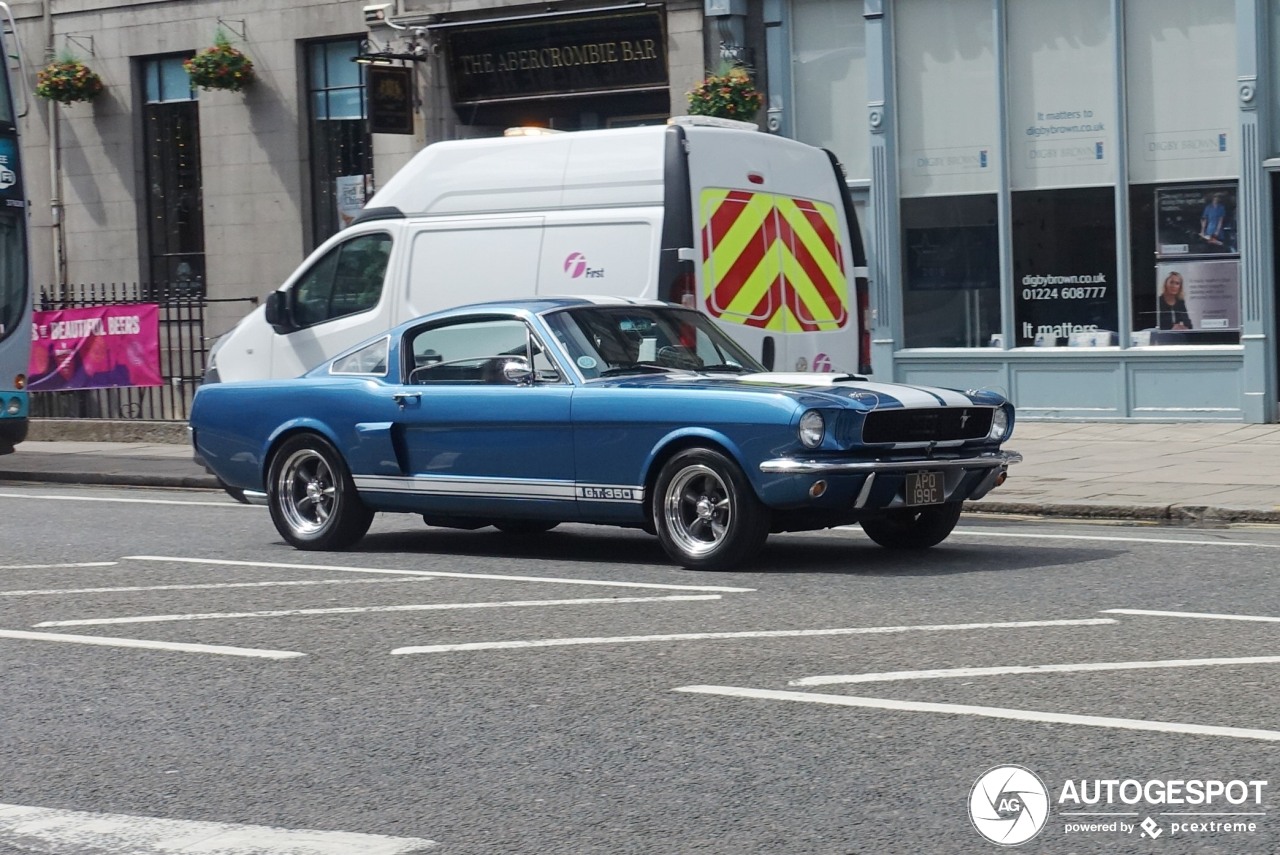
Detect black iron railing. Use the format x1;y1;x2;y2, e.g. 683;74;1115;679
29;282;258;421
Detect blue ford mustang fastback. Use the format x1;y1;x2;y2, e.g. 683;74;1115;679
191;297;1021;570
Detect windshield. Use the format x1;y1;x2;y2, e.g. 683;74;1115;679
543;305;765;379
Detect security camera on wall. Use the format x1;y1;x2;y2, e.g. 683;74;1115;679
364;3;395;27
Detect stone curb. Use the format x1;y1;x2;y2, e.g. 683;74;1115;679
967;500;1280;525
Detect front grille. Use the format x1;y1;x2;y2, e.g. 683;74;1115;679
861;407;993;444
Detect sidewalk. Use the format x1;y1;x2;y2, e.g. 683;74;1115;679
3;421;1280;524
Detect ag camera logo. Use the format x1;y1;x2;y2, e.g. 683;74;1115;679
969;765;1049;846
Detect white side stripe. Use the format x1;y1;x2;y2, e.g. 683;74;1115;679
390;618;1116;655
36;594;722;627
672;686;1280;742
0;803;436;854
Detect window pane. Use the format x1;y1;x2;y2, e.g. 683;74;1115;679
1126;0;1236;182
792;0;867;179
322;89;364;121
331;233;392;317
159;56;194;102
1011;187;1117;346
141;70;204;294
1006;0;1114;191
308;39;371;247
895;0;997;197
324;43;361;88
901;195;1000;348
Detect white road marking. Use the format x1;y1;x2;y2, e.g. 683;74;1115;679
125;555;757;593
791;655;1280;687
35;594;722;627
0;492;248;507
0;578;434;597
0;803;436;854
672;685;1280;742
0;629;303;659
0;561;118;570
390;618;1117;655
1104;608;1280;624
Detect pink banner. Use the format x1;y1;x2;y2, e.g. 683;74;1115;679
29;305;163;391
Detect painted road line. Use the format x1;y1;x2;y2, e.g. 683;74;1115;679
0;578;434;597
1104;608;1280;624
0;629;303;659
35;594;723;627
0;561;118;570
791;655;1280;687
125;555;757;593
672;685;1280;742
0;803;436;854
390;617;1117;655
0;492;249;507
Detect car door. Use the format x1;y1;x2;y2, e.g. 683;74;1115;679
389;314;576;518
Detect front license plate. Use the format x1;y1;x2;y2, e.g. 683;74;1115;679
905;471;943;506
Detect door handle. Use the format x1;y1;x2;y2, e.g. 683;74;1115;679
392;392;421;409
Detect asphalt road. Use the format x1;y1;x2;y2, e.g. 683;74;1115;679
2;483;1279;854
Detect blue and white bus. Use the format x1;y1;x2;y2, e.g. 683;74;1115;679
0;2;29;455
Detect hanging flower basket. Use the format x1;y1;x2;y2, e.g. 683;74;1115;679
35;58;105;104
687;65;764;122
185;31;256;92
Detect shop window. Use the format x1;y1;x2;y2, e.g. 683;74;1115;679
307;39;371;248
894;0;998;199
1128;182;1240;345
1011;187;1117;346
792;0;868;181
141;56;204;296
901;195;1000;348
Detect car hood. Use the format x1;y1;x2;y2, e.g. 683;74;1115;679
589;371;1007;409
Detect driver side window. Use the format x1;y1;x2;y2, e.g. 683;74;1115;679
292;232;392;328
406;318;559;385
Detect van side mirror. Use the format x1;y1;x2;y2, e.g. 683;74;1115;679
761;336;776;371
264;291;294;334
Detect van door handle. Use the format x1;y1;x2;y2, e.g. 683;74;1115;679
392;392;421;409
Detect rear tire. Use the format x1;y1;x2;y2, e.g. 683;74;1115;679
652;448;769;571
860;501;963;549
268;434;373;550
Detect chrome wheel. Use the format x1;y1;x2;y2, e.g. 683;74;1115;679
652;448;769;570
277;447;337;537
663;464;731;557
267;434;374;551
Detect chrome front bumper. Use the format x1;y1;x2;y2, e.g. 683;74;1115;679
759;450;1023;475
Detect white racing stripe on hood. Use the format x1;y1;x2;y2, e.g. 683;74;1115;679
736;374;972;408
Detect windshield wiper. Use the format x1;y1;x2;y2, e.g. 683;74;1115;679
697;363;750;373
598;362;678;377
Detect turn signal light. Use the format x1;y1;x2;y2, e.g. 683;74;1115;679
13;373;25;390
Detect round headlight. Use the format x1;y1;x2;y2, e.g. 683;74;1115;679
799;410;826;448
988;406;1010;440
5;397;20;416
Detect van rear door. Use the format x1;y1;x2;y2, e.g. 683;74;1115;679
685;128;862;373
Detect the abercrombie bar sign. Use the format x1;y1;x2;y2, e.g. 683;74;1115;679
444;8;668;105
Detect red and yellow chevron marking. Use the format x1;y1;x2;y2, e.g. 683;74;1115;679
700;188;849;332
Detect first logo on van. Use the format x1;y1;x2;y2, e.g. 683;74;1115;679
564;252;604;279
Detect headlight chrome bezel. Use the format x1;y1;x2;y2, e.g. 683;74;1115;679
798;410;826;448
988;405;1011;441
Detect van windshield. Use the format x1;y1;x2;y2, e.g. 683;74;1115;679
544;305;764;379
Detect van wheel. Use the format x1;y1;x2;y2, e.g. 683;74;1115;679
653;448;769;571
268;434;373;550
860;501;963;549
493;520;559;535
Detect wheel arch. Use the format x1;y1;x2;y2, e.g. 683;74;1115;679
640;429;758;524
261;420;347;489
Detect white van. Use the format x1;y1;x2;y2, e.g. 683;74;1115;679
206;116;871;383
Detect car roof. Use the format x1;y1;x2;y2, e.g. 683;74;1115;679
431;295;670;314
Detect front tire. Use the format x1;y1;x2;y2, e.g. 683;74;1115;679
860;501;963;549
268;434;373;550
652;448;769;571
